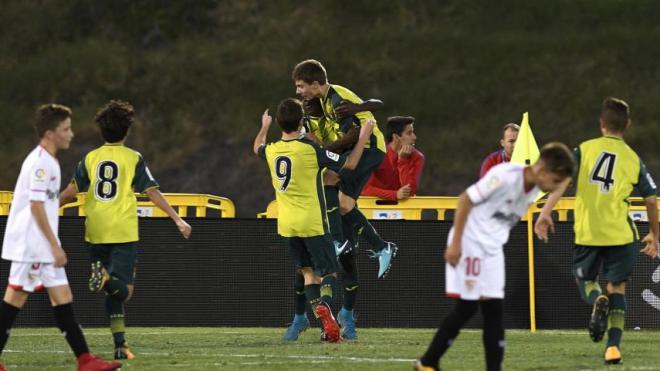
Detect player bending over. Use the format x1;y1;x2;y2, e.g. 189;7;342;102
416;143;575;371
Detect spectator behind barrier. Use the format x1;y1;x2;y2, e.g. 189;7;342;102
479;123;520;178
361;116;425;201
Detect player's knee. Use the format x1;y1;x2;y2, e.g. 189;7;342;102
323;171;339;186
607;281;626;294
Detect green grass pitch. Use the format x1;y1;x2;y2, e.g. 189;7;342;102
2;327;660;370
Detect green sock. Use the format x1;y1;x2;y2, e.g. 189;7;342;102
320;276;337;308
323;186;344;242
607;293;625;347
343;208;386;251
578;280;602;305
106;296;126;347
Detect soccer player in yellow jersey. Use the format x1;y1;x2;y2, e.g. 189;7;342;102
253;98;373;342
283;98;383;341
535;97;658;365
60;100;191;360
293;59;398;283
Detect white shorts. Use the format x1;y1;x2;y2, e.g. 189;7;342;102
445;241;505;300
8;262;69;293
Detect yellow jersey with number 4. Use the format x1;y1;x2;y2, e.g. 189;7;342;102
72;143;159;244
574;136;657;246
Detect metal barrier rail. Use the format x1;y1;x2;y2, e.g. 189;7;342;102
0;192;235;218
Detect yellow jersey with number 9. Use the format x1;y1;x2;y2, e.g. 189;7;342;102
574;136;657;246
258;138;345;237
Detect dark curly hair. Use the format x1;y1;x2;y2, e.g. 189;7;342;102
95;100;134;143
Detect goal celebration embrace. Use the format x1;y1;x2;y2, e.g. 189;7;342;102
1;4;660;369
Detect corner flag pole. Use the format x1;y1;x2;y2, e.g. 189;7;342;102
511;112;539;333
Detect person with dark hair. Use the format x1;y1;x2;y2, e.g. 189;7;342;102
0;104;121;371
535;97;658;365
480;123;520;177
416;142;575;371
60;100;191;360
362;116;425;201
293;59;398;282
281;97;385;342
253;98;374;343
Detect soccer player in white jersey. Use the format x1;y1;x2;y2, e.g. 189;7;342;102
415;143;575;371
0;104;121;371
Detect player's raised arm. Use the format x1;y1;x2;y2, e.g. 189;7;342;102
445;191;472;266
325;126;359;153
342;119;374;170
335;99;384;119
253;109;272;156
145;188;191;239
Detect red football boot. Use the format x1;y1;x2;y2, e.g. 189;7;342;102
315;302;341;343
77;353;122;371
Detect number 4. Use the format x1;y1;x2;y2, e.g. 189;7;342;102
590;152;616;192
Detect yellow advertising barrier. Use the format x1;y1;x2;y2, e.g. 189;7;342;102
0;192;235;218
258;196;659;222
60;193;235;218
0;191;13;217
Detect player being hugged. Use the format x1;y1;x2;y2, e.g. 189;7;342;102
415;143;575;371
0;104;121;371
254;98;373;342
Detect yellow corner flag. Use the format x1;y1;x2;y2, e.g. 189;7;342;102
510;112;540;166
511;112;544;201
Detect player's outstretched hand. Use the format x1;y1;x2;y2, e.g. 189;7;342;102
444;242;461;267
176;219;192;239
534;214;555;243
261;109;273;128
53;246;68;268
335;100;359;119
640;233;658;259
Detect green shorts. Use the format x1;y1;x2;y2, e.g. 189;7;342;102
87;242;138;284
573;243;638;284
286;235;339;277
339;147;385;200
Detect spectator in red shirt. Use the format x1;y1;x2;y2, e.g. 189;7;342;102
362;116;425;201
479;123;520;178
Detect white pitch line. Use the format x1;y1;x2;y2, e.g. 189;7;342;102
219;353;415;363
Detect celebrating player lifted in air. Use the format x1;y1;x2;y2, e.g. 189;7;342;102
283;97;384;341
253;98;373;342
535;97;658;365
0;104;121;371
61;100;192;360
292;59;397;281
416;143;575;371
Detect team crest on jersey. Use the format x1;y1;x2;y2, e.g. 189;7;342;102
326;151;339;162
35;168;46;179
487;176;501;190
